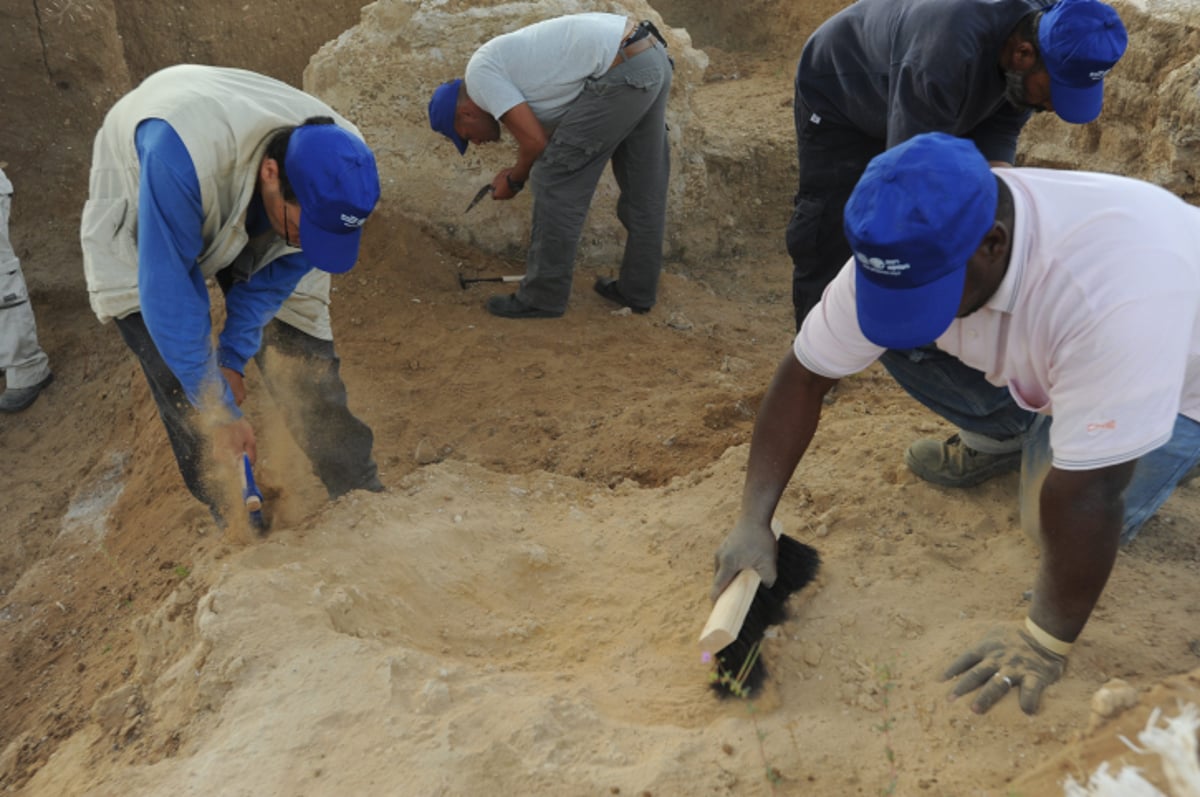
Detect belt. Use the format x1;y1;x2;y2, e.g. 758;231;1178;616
610;29;656;70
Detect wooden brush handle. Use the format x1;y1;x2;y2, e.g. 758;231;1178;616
699;569;762;654
698;520;783;655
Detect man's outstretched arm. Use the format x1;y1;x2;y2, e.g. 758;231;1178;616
711;352;837;600
1031;462;1133;641
944;460;1134;714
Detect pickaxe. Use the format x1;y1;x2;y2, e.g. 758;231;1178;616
465;183;493;213
458;273;525;289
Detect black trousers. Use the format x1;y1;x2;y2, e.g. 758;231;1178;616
114;310;381;516
785;95;885;331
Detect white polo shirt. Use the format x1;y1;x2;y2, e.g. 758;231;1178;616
796;167;1200;471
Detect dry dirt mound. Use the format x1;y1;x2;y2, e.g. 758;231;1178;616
3;0;1200;794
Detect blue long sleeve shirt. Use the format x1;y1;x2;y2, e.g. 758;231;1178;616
134;119;311;416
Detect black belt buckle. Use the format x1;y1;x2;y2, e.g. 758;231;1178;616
621;21;652;48
640;20;669;48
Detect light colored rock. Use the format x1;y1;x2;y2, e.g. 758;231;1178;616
305;0;710;268
1020;1;1200;204
1091;677;1140;719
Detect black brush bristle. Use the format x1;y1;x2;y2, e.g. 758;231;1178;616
710;535;821;698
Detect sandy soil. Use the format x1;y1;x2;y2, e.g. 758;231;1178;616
2;1;1198;796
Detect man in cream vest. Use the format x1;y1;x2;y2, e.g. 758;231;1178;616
82;64;383;522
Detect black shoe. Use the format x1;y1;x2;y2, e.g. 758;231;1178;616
327;475;386;500
486;294;562;319
0;372;53;413
593;277;649;314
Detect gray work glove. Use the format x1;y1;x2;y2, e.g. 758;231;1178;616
710;518;777;602
941;623;1067;715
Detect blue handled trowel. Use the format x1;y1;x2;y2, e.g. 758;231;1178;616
239;453;266;533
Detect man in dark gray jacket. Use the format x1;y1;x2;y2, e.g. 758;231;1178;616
785;0;1126;488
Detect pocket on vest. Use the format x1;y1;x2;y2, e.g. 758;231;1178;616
81;197;138;292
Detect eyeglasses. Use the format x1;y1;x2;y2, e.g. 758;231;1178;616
282;203;293;247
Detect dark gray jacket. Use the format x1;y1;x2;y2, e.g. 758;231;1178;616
797;0;1049;163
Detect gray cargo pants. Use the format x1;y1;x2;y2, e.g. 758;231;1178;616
0;191;52;389
517;41;673;313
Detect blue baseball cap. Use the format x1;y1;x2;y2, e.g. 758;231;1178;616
285;124;380;274
1039;0;1127;124
844;133;998;350
429;79;467;155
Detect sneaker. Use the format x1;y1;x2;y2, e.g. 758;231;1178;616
0;372;53;413
593;277;649;314
486;293;562;319
905;433;1021;488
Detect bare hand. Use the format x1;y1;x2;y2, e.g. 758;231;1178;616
942;623;1067;715
220;366;246;406
491;168;521;200
212;417;257;465
710;518;778;602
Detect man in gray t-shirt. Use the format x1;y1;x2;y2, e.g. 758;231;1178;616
786;0;1126;489
429;13;673;319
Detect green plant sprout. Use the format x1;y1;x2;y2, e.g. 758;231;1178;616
709;641;783;791
873;661;900;796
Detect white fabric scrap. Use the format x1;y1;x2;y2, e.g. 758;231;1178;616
1063;702;1200;797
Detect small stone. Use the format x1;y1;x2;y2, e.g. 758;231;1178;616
666;313;693;330
414;439;441;465
1090;678;1139;719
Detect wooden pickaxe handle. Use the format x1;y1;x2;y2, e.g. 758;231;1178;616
458;274;525;288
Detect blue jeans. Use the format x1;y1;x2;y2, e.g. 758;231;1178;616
879;347;1200;544
1021;413;1200;545
879;347;1035;451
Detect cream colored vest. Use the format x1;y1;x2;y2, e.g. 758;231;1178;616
80;64;361;340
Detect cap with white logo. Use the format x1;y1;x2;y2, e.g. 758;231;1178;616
285;123;381;274
844;133;998;350
1039;0;1128;124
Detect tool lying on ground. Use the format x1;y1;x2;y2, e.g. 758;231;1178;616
700;520;821;697
464;183;493;213
457;273;525;289
238;453;266;533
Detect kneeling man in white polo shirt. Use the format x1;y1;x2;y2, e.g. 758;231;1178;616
710;132;1200;716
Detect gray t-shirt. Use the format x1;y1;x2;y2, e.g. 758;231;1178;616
797;0;1049;163
465;12;627;127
